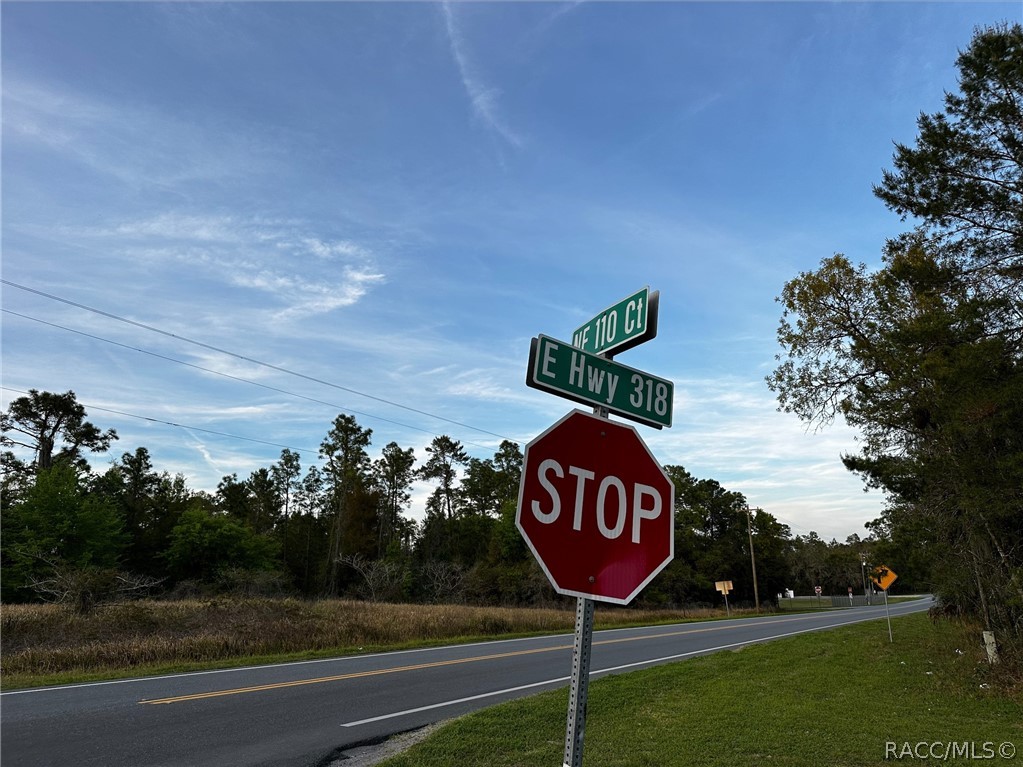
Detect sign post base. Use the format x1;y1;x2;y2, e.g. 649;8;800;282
563;596;595;767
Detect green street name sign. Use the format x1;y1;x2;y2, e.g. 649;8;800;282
572;287;658;356
526;334;673;428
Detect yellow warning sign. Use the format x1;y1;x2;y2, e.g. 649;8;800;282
871;565;898;591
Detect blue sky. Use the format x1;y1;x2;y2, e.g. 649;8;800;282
2;1;1016;541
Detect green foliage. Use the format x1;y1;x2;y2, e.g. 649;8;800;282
459;440;522;518
645;465;791;608
0;389;117;473
276;511;329;596
770;24;1022;650
1;463;125;601
319;414;374;595
0;392;882;611
875;23;1022;277
95;447;191;581
164;508;278;582
418;435;469;519
374;441;417;556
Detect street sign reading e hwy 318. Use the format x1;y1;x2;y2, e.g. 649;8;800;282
526;335;674;428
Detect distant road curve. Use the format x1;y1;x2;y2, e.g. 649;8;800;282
1;597;932;767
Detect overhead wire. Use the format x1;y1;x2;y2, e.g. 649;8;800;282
0;386;319;456
1;309;509;452
3;283;830;532
2;279;517;443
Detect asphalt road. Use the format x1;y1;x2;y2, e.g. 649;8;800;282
1;597;932;767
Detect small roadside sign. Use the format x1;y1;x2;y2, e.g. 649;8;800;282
526;335;673;428
715;580;733;616
870;565;898;643
814;585;822;595
572;286;658;356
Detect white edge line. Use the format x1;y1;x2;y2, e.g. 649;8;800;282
338;601;931;728
340;676;572;727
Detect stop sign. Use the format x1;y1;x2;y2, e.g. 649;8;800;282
516;409;674;605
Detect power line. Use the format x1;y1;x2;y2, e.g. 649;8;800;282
0;386;319;456
773;514;823;537
2;279;516;443
2;309;508;451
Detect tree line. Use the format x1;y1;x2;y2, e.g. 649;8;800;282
1;389;899;611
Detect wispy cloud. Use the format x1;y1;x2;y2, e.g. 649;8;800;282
69;212;387;322
441;2;522;148
645;375;885;539
244;265;386;321
301;238;370;260
440;367;538;407
538;1;586;33
3;77;271;190
112;213;245;244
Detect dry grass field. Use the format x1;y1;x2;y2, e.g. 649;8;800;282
0;598;732;687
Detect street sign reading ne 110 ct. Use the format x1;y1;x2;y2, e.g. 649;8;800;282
572;286;658;356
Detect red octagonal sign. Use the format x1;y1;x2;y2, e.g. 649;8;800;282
516;409;674;605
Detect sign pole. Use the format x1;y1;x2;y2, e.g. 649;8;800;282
517;288;675;767
564;595;595;767
563;400;609;767
883;588;893;643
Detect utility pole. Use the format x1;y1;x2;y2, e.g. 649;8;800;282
860;552;869;605
746;505;760;613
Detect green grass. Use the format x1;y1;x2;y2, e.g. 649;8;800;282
380;613;1021;767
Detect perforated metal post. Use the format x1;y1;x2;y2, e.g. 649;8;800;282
563;595;595;767
883;588;893;643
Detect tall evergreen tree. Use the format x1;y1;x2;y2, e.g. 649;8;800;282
418;435;468;520
373;442;416;557
319;414;372;595
95;447;191;579
1;389;117;476
271;448;302;569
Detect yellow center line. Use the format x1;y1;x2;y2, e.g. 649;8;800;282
139;646;567;705
139;613;816;705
